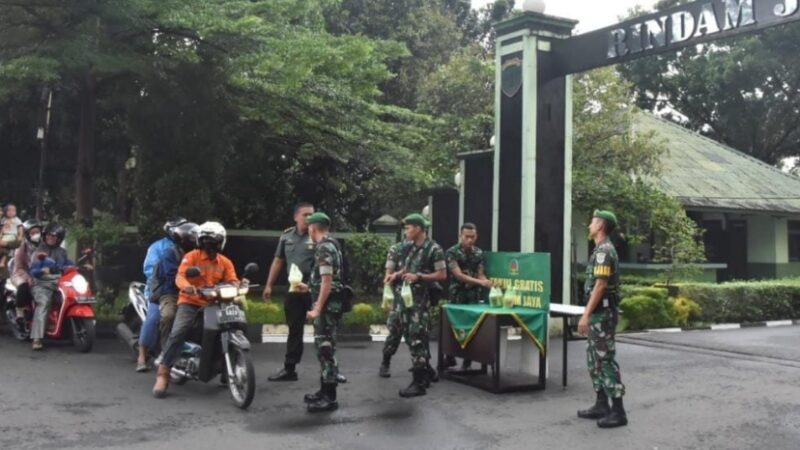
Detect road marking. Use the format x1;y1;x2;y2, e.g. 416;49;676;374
711;324;741;330
648;328;682;333
766;320;793;327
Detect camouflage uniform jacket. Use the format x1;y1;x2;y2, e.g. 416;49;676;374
310;236;344;313
445;244;486;303
583;238;619;312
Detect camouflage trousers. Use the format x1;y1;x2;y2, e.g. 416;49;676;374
401;297;431;370
586;308;625;398
314;309;341;385
382;299;403;359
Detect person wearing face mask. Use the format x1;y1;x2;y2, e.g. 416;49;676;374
29;222;73;351
9;219;43;332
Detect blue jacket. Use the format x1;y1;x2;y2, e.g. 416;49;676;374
30;244;73;279
143;237;175;302
150;244;182;301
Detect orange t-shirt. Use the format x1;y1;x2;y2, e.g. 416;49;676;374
175;250;238;307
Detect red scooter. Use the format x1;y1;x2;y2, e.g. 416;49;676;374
3;250;96;352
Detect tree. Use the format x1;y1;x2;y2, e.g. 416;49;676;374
573;67;706;269
619;0;800;166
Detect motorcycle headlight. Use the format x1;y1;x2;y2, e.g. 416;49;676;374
219;286;238;299
72;275;89;295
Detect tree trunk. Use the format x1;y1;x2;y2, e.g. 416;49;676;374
76;72;97;226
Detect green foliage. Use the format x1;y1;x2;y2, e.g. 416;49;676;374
620;3;800;165
634;287;668;302
67;216;132;263
669;297;702;327
620;295;674;330
344;233;393;295
342;303;377;328
573;68;706;267
245;301;284;325
677;279;800;324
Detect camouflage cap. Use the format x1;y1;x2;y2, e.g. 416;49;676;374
402;213;430;228
593;209;618;227
307;212;331;226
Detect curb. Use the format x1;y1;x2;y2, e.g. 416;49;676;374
641;319;800;334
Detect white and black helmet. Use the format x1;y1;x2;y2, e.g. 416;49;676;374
196;221;226;252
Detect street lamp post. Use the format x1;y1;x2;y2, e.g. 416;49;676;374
35;87;53;220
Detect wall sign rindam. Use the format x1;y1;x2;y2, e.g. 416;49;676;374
607;0;794;59
550;0;800;77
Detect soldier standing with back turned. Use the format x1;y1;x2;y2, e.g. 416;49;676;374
577;209;627;428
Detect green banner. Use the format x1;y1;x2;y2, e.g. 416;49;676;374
444;304;547;356
484;252;551;310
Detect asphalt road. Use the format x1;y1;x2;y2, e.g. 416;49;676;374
1;325;799;450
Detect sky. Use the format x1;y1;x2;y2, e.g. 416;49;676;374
471;0;660;33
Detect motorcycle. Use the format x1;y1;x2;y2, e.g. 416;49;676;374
116;281;149;357
3;250;96;352
168;263;259;409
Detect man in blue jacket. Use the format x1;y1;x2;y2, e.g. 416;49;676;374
135;218;193;372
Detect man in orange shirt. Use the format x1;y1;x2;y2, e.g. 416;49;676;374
153;221;239;398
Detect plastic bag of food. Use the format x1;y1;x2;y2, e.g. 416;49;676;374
288;263;303;292
489;286;503;307
401;281;414;308
382;284;395;311
503;287;518;309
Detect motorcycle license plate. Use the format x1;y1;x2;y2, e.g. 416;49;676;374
218;305;245;324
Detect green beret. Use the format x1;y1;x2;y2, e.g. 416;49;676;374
593;209;618;227
402;213;430;228
307;212;331;226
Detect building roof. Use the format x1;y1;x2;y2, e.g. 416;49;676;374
634;114;800;215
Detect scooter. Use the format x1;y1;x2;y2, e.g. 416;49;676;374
116;281;149;357
3;250;96;352
168;263;259;409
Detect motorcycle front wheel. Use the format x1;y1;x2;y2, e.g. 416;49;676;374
71;317;96;353
227;347;255;409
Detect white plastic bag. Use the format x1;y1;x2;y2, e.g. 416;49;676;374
401;281;414;308
287;263;303;292
489;286;503;307
503;287;518;309
382;284;395;311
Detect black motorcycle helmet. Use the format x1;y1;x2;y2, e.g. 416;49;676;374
22;219;43;245
164;217;188;242
43;222;66;246
173;222;199;252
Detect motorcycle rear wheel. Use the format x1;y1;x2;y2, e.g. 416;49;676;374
71;317;96;353
4;302;27;341
227;347;255;409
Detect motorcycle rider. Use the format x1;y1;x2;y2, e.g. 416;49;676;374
29;223;73;351
152;221;239;398
136;219;198;372
9;219;43;331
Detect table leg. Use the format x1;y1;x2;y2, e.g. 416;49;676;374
562;316;568;388
493;320;500;392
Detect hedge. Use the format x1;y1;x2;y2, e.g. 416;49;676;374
676;279;800;324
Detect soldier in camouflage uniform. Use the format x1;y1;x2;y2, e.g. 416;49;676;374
378;239;408;378
444;223;492;370
577;210;627;428
300;212;344;413
387;213;446;398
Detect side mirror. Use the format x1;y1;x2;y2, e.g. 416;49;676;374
185;267;202;278
243;262;260;281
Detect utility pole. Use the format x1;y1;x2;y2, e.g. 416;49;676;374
35;87;53;220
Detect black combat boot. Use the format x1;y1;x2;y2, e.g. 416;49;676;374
597;397;627;428
307;383;338;413
379;355;391;378
399;368;427;398
577;390;610;419
445;355;457;368
304;379;324;403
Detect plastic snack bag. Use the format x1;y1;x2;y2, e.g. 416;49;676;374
489;286;503;307
288;263;303;292
382;284;395;311
401;281;414;308
503;287;518;309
